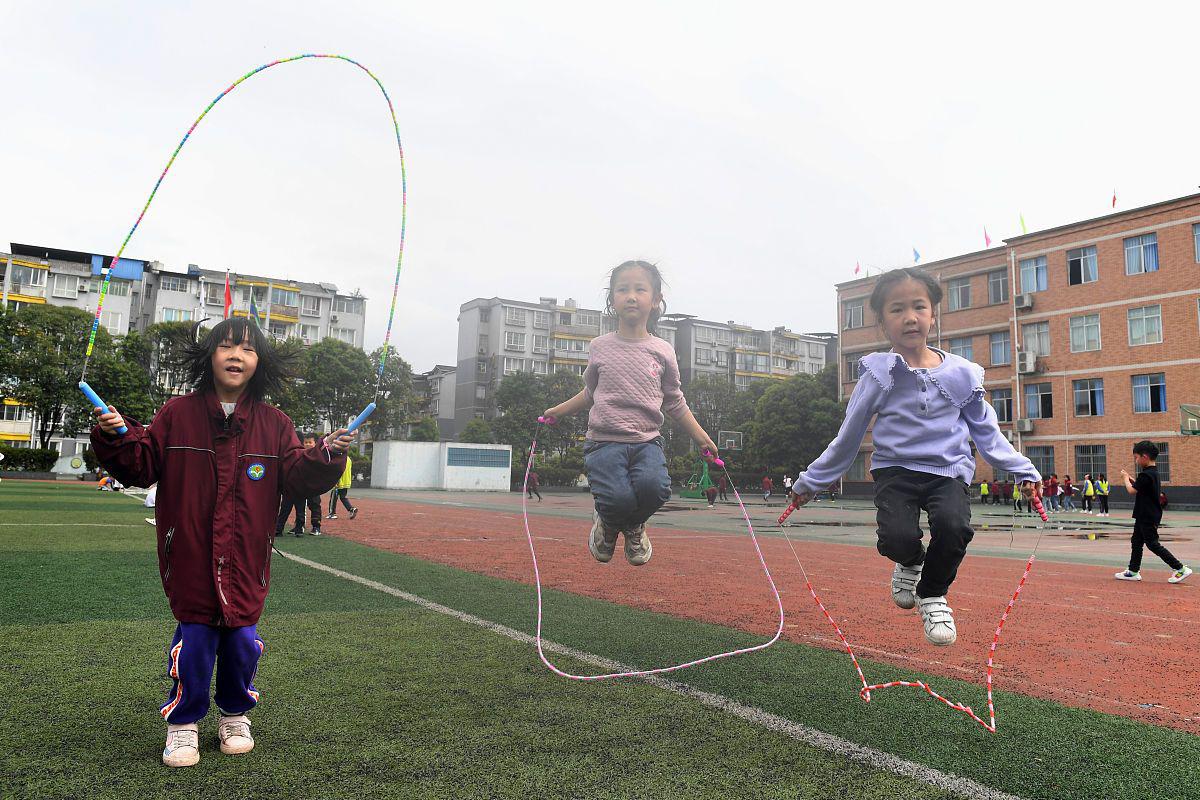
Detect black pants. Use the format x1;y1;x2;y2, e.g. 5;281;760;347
872;467;975;598
328;488;354;515
1129;522;1182;572
527;485;542;500
1098;495;1109;514
276;495;321;532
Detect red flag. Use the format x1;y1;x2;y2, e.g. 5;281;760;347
984;227;992;247
223;271;232;319
1112;189;1117;208
854;261;861;275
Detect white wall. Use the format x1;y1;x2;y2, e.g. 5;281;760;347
372;441;512;492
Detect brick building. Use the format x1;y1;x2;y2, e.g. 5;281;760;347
836;192;1200;502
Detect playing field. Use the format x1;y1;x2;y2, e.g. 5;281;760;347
2;481;1198;800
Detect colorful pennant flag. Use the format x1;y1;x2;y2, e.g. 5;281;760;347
912;248;921;264
223;270;232;319
854;261;861;276
984;227;992;247
248;292;263;326
1112;189;1117;208
1019;213;1027;235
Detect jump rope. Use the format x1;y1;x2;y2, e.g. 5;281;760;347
77;55;406;437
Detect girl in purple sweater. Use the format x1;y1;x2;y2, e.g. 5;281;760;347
788;268;1041;646
544;261;718;566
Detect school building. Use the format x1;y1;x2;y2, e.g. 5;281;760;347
836;192;1200;502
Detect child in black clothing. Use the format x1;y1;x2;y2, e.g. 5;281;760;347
1114;441;1191;583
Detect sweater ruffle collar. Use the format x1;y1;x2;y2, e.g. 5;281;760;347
859;348;985;409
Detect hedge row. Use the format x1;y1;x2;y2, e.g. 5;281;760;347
0;446;58;472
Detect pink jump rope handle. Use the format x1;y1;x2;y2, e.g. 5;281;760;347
778;503;798;525
1030;492;1049;522
701;449;724;468
538;415;557;425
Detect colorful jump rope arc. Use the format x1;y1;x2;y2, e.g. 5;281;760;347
79;55;406;434
522;418;784;680
776;486;1048;732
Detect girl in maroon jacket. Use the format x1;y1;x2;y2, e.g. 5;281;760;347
92;319;353;768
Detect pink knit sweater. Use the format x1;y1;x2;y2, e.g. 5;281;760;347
584;332;690;443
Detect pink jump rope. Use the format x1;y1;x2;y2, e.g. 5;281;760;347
775;483;1047;732
522;416;784;680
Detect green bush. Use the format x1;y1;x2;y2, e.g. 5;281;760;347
0;446;59;472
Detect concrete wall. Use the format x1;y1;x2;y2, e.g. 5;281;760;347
372;440;512;491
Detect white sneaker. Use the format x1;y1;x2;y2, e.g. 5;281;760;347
917;596;957;646
218;714;254;755
587;511;617;563
163;723;200;767
1114;570;1142;581
623;523;653;566
890;562;922;609
1169;566;1193;584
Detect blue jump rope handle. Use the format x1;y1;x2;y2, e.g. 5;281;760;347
347;402;376;433
79;381;127;435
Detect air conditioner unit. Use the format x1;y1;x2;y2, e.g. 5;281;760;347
1014;293;1034;311
330;315;339;323
1017;351;1037;374
1015;418;1035;433
78;284;89;293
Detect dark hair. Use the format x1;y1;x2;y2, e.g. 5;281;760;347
1133;440;1159;460
182;318;294;400
606;260;667;333
868;267;943;320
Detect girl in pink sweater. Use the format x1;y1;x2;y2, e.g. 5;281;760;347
544;261;718;566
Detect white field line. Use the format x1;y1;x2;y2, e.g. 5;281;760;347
276;550;1026;800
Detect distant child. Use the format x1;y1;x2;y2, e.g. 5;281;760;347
1012;481;1023;512
1061;475;1076;511
1096;473;1110;516
761;474;774;502
979;480;990;504
705;484;718;508
90;318;352;767
527;470;543;502
1045;475;1059;512
276;432;323;537
787;268;1041;646
717;474;729;502
1082;473;1095;514
542;261;718;566
327;456;357;520
1115;442;1191;584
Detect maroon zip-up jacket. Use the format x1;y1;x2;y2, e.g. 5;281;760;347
91;390;346;627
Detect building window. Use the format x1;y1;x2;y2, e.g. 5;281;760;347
103;280;130;297
1074;445;1107;479
1;404;31;421
1067;246;1098;285
845;355;863;381
429;399;439;415
989;331;1011;366
532;360;548;375
502;357;525;375
477;334;489;353
1124;233;1159;275
1128;305;1162;346
13;265;47;288
736;332;762;349
300;323;319;342
268;321;291;339
734;375;752;390
161;308;193;323
475;384;488;400
479;307;490;323
714;329;731;346
695;348;712;365
1194;223;1200;263
1019;256;1048;293
533;310;550;329
714;351;729;368
477;360;487;374
987;270;1009;305
1073;378;1104;416
271;287;299;307
990;388;1012;423
157;274;187;293
1141;443;1171;482
1132;373;1167;413
1026;445;1055;477
332;297;362;314
1024;382;1053;419
1021;321;1050;356
51;274;78;299
101;311;123;335
695;326;715;343
505;306;527;326
847;452;868;481
1068;314;1101;352
947;278;971;311
843;299;864;329
532;335;548;353
555;363;586;377
331;327;355;345
948;336;973;360
504;331;526;351
300;295;322;317
204;282;226;305
578;311;600;327
558;312;572;326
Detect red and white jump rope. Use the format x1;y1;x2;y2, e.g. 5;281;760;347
775;486;1047;732
520;416;784;680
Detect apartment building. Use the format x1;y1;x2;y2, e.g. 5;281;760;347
414;365;457;440
836;192;1200;500
673;318;829;388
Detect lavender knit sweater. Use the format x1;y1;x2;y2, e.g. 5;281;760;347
583;332;690;443
795;348;1040;495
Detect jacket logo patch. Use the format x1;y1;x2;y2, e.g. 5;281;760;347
247;463;266;481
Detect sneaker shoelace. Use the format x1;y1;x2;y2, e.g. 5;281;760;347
169;729;198;751
626;526;646;553
220;720;251;741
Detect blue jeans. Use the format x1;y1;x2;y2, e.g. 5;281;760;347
584;438;671;530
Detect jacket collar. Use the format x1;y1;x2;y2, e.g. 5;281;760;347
202;389;256;435
859;348;985;408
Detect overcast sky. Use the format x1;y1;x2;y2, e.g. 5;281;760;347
3;2;1199;371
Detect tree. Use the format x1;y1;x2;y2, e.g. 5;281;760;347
459;418;493;443
685;374;738;439
746;373;843;477
368;345;418;440
145;320;201;400
301;338;374;431
409;416;440;442
491;372;545;454
268;338;320;432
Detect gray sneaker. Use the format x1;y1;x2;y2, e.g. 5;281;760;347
891;562;922;609
588;511;618;563
623;523;653;566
